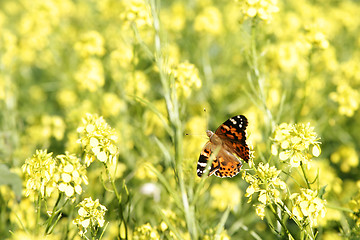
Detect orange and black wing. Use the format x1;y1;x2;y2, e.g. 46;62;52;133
215;115;250;162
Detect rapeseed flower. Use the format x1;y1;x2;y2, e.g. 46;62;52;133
330;83;360;117
271;123;321;168
210;181;241;211
121;0;152;28
243;162;286;218
169;62;202;98
194;6;223;35
77;113;119;166
54;152;88;199
22;150;57;198
73;197;107;237
133;223;159;240
236;0;279;23
290;189;326;227
74;58;104;92
74;31;105;58
349;193;360;226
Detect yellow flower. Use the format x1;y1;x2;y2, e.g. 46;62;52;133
160;2;186;33
236;0;279;23
121;0;152;28
101;93;127;117
124;71;150;98
349;193;360;226
74;31;105;58
272;123;321;168
77;113;119;166
210;181;241;211
54;152;88;199
330;145;359;173
243;163;286;212
22;150;57;198
74;58;104;92
330;83;359;117
256;204;266;220
73;197;107;237
133;223;159;240
304;26;329;50
290;189;326;227
169;62;202;98
194;6;223;35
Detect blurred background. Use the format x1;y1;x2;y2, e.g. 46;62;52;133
1;0;360;239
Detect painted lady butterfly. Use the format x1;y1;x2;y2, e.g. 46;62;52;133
197;115;250;178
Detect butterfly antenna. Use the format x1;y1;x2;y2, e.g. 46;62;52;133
203;108;208;130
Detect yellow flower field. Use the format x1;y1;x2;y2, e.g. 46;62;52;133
1;0;360;239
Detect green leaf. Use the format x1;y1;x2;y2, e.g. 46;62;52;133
319;185;327;199
0;164;22;200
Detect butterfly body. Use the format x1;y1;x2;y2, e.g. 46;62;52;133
197;115;250;178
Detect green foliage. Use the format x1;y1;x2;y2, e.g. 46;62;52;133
1;0;360;239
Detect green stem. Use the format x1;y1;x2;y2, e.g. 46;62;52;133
45;192;63;234
149;1;197;238
268;203;296;240
300;162;311;189
103;162;128;239
35;190;42;235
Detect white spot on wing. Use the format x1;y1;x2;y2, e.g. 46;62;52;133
198;162;207;167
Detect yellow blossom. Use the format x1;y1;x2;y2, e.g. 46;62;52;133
121;0;152;28
330;83;359;117
169;62;202;98
210;181;241;211
290;189;326;227
194;6;223;35
236;0;279;23
243;162;286;213
133;223;159;240
22;150;57;198
73;197;107;237
74;31;105;58
330;145;359;173
53;152;88;199
74;58;104;92
272;122;321;168
77;113;119;166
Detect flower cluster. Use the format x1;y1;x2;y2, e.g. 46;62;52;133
290;189;326;227
194;6;223;36
77;113;119;166
133;223;159;240
304;27;329;50
74;58;105;92
74;31;105;58
210;181;241;211
243;163;286;219
236;0;279;23
54;152;88;199
73;197;107;237
169;62;202;98
330;83;360;117
349;193;360;226
120;0;152;28
203;228;230;240
22;150;57;198
330;145;359;173
22;150;89;200
271;123;321;168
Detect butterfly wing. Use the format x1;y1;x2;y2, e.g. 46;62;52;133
213;148;243;178
197;142;219;177
197;142;242;178
215;115;250;162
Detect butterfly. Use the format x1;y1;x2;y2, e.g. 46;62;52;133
197;115;250;178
